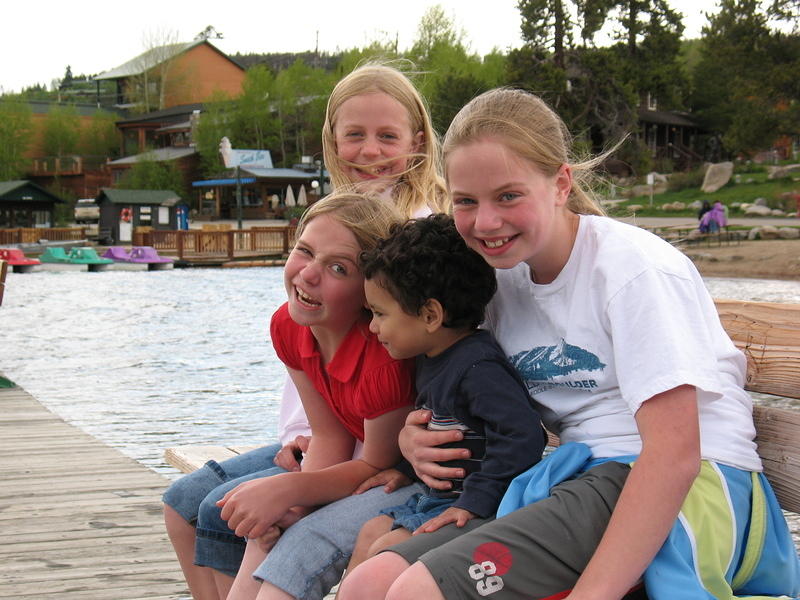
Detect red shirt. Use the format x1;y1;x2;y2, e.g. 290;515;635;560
270;303;414;441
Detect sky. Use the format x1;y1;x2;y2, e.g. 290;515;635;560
2;0;720;94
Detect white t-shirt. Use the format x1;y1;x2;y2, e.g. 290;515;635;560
484;215;761;471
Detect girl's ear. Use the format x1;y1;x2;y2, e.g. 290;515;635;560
412;131;425;154
554;163;573;207
420;298;444;332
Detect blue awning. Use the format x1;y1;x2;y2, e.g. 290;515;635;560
192;178;256;187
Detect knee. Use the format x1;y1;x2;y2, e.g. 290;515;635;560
386;562;443;600
338;552;411;600
197;491;226;530
358;515;393;548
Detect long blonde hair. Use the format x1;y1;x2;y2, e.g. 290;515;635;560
443;88;605;216
322;62;448;217
297;190;404;255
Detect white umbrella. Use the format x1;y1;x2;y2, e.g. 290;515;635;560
297;185;308;206
270;194;280;210
285;186;296;207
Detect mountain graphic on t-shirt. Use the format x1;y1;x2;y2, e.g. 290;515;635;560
510;338;605;379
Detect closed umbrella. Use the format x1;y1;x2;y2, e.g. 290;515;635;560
297;185;308;206
270;194;280;210
285;186;296;207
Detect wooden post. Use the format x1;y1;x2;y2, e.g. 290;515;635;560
177;231;184;260
0;260;7;306
282;228;289;255
228;230;234;260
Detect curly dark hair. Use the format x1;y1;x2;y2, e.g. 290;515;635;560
359;214;497;330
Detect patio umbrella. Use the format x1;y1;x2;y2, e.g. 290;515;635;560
270;194;280;210
297;185;308;206
285;186;296;207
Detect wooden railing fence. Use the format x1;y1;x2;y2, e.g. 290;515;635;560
0;228;88;245
134;227;297;260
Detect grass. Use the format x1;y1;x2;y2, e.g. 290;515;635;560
606;172;800;219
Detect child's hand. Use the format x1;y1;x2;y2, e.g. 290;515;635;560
274;435;311;472
253;525;283;553
352;468;412;495
413;507;476;535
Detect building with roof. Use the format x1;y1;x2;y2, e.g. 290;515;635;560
95;188;185;244
191;156;326;220
94;40;245;111
0;180;66;228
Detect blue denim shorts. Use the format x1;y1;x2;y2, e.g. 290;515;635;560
380;492;455;533
252;482;425;600
162;443;286;577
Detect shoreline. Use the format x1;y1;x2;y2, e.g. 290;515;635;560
680;239;800;281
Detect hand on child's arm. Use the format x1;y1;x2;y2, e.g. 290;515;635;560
352;468;412;495
274;435;311;472
413;507;476;535
400;409;469;491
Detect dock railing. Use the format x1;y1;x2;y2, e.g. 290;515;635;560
0;227;88;245
135;226;297;260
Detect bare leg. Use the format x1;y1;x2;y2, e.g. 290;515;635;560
386;561;445;600
343;515;395;576
164;503;221;600
213;569;236;599
255;581;296;600
337;552;412;600
227;539;268;600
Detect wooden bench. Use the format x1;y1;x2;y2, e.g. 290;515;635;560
165;299;800;514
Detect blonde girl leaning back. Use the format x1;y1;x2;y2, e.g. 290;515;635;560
338;88;799;600
322;61;448;217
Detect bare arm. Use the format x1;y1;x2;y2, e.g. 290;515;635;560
219;368;411;538
567;385;701;600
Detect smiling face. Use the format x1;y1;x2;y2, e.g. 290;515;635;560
364;278;431;360
333;92;423;189
284;214;366;336
448;137;576;283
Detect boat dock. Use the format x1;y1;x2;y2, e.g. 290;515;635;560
0;383;187;599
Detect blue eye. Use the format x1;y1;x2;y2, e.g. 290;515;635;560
499;192;519;202
331;263;347;275
453;197;476;206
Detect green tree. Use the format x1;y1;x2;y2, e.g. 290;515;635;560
195;91;236;176
232;65;280;151
0;97;33;180
80;110;120;158
273;60;333;165
43;104;81;157
690;0;797;155
118;151;186;198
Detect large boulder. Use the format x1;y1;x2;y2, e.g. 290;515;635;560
767;164;800;179
744;204;773;216
702;162;734;193
778;227;800;239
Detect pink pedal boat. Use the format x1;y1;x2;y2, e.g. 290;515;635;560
0;248;41;273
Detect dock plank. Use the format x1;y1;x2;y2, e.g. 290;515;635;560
0;385;187;599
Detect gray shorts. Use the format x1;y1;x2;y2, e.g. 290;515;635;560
388;461;635;599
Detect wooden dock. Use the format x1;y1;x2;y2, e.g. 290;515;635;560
0;384;188;599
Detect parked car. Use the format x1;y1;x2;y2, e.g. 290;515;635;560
74;198;100;224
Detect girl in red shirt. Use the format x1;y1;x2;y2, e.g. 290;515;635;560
218;191;415;599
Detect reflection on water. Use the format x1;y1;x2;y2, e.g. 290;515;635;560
1;271;798;478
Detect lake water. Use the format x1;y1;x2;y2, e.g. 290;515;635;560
2;268;799;479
